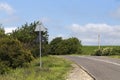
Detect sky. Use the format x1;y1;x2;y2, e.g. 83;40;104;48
0;0;120;45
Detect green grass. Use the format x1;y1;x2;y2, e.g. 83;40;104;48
0;56;71;80
81;46;98;55
109;55;120;59
81;46;120;55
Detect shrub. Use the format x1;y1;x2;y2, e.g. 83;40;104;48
111;47;120;55
49;37;82;55
92;49;102;56
0;37;34;69
102;47;113;56
92;47;120;56
0;61;11;74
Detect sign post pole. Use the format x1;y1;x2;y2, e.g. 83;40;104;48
35;22;46;69
39;29;42;68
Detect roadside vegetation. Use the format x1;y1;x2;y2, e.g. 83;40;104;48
0;21;81;79
49;37;82;55
81;46;120;57
0;21;48;74
0;56;71;80
0;21;119;79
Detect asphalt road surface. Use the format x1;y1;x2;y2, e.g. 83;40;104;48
64;56;120;80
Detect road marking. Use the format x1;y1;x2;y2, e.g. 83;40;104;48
78;56;120;67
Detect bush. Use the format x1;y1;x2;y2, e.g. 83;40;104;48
11;21;49;57
0;37;34;69
112;47;120;55
102;47;113;56
31;44;49;58
0;61;11;74
92;49;102;56
92;47;120;56
49;37;82;55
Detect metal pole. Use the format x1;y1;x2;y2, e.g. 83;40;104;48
39;27;42;68
98;34;100;49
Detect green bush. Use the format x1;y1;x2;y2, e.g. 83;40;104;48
31;44;49;58
112;47;120;55
0;61;11;74
92;47;120;56
92;49;102;56
49;37;82;55
11;21;49;57
102;47;113;56
0;38;34;69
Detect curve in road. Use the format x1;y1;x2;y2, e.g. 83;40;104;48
64;56;120;80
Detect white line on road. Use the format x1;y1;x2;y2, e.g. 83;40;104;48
78;56;120;67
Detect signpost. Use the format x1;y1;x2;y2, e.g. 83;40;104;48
98;34;100;49
35;22;46;68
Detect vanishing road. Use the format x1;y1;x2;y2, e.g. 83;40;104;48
64;56;120;80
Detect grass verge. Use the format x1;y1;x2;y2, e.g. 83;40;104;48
0;56;71;80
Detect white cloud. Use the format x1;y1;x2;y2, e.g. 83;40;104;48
5;27;16;33
0;2;15;15
69;23;120;45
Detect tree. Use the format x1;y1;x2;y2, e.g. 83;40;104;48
67;37;82;54
0;24;5;38
49;37;62;55
49;37;82;55
10;21;49;57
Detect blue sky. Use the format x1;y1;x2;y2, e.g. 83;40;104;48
0;0;120;45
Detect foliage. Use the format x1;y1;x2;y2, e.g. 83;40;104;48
112;47;120;55
0;61;11;74
82;46;120;55
92;47;120;56
0;24;5;38
92;49;103;56
0;56;71;80
0;37;34;70
11;21;48;45
11;22;37;44
49;37;62;55
49;37;82;55
0;22;49;74
102;47;113;56
10;21;49;57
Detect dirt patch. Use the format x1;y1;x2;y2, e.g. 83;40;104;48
66;64;94;80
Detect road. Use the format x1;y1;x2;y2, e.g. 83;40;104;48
63;56;120;80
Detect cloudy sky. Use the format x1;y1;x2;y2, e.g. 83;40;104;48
0;0;120;45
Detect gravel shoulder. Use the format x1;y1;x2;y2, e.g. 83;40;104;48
66;64;94;80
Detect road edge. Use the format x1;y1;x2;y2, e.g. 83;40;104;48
68;59;96;80
78;64;96;80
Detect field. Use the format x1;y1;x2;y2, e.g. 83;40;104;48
109;55;120;59
81;46;120;55
0;56;71;80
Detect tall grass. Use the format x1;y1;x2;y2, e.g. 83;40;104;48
0;56;71;80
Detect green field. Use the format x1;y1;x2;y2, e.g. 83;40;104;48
0;56;71;80
109;55;120;59
81;46;120;55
